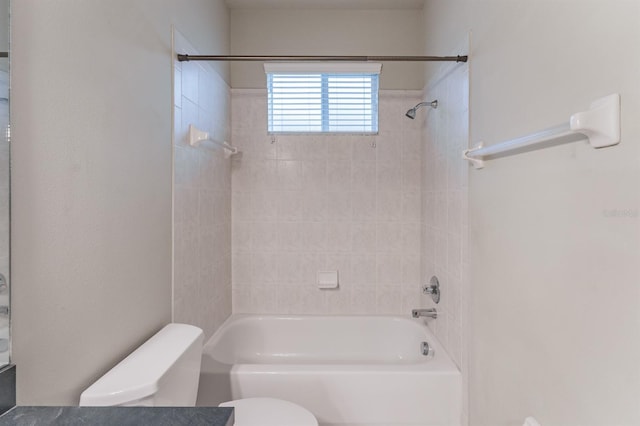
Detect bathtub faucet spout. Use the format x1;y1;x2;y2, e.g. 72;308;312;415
412;308;437;319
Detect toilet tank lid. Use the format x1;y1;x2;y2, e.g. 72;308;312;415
79;323;204;406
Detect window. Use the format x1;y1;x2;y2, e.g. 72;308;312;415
265;63;381;134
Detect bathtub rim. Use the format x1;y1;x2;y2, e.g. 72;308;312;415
202;313;461;374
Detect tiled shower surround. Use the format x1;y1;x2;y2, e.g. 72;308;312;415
421;62;469;423
173;32;232;338
231;90;424;315
0;67;8;366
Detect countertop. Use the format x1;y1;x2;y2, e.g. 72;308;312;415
0;406;234;425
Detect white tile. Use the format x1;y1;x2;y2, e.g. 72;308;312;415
376;285;403;315
276;252;303;283
232;223;252;252
352;162;377;192
278;284;326;314
326;222;352;252
299;191;327;222
250;133;278;160
351;222;377;253
352;138;377;162
326;137;352;160
325;252;352;286
402;254;421;287
300;222;327;252
252;159;278;191
181;63;199;103
228;86;469;322
232;285;251;313
232;192;252;222
402;159;421;193
278;191;303;222
447;190;462;237
277;160;303;191
350;286;377;314
251;191;279;222
276;137;300;160
232;253;252;286
250;285;278;313
377;161;402;192
447;233;461;280
251;252;279;284
377;191;403;222
402;192;422;223
326;191;352;222
376;253;403;285
351;254;377;286
278;222;302;252
231;158;253;189
252;221;279;252
402;222;421;254
375;131;402;164
325;288;352;314
174;68;182;107
327;161;352;192
352;191;377;222
377;222;403;253
402;129;422;161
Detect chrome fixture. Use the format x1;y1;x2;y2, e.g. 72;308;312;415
412;308;437;319
421;341;435;357
405;100;438;119
423;276;440;304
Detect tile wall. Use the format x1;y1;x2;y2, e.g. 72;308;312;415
420;62;470;424
173;32;232;338
231;90;423;315
0;66;8;366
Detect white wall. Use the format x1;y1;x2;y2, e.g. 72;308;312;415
230;8;425;89
11;0;229;404
424;0;640;425
231;90;423;314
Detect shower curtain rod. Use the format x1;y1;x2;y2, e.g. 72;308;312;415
177;54;468;63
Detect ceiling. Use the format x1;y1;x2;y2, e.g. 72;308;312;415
225;0;425;10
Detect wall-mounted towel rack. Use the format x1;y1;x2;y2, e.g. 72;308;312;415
463;93;620;169
188;124;239;158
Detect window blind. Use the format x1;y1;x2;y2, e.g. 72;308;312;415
265;63;380;134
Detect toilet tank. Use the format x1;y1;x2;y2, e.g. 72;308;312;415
79;323;204;407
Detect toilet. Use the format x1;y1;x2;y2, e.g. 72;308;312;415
79;323;318;426
220;397;318;426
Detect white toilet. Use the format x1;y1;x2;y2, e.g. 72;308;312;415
79;323;318;426
220;397;318;426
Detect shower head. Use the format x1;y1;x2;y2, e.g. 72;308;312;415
405;100;438;119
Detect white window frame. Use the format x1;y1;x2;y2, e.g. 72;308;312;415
265;62;382;135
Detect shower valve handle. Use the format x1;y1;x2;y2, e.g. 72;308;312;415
422;276;441;304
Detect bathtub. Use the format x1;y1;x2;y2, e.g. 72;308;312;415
197;315;461;426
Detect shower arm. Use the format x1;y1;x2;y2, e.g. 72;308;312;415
415;101;439;110
406;100;438;119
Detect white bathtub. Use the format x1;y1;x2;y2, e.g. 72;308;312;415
197;315;461;426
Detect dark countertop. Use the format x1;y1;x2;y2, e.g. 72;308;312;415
0;406;234;426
